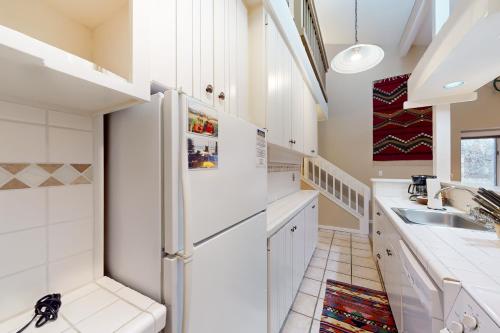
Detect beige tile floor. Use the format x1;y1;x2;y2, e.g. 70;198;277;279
281;228;383;333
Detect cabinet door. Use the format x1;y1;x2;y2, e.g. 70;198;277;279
303;84;318;156
290;59;304;153
291;210;305;296
227;0;238;115
200;0;214;105
265;17;282;145
373;206;385;270
236;0;248;118
150;0;176;89
265;17;291;148
213;0;226;111
268;221;293;333
280;36;292;149
177;0;194;96
304;198;318;268
385;242;403;331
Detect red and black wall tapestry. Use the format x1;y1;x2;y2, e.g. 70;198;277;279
373;73;433;161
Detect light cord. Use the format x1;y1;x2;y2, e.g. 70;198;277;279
354;0;358;44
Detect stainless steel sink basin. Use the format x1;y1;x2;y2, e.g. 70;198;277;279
392;208;490;231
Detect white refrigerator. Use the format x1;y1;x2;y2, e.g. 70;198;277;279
105;90;268;333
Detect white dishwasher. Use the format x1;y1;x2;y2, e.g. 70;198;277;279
400;240;444;333
443;286;500;333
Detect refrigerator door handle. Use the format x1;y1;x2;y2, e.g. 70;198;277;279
182;255;193;333
179;94;194;333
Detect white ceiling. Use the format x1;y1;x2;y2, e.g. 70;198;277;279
45;0;128;29
315;0;420;46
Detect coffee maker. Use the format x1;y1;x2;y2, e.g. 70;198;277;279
408;175;436;200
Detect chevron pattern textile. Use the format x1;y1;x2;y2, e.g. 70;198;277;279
373;74;433;161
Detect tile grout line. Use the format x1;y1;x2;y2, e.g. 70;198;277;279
309;229;335;331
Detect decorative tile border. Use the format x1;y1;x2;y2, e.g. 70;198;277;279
267;163;301;173
0;163;93;190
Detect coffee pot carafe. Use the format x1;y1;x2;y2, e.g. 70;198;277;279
408;175;436;201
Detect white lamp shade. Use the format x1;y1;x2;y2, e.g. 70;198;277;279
331;44;385;74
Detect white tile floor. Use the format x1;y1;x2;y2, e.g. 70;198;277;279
281;228;383;333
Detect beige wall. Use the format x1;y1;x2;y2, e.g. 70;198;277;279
318;45;433;187
301;181;359;229
451;83;500;181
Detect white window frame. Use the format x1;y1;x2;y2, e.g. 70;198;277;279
461;128;500;186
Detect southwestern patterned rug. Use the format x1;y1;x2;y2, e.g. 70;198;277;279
320;280;398;333
373;73;432;161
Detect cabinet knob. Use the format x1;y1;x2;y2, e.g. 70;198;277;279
312;205;316;209
218;92;225;100
376;212;381;216
289;139;294;144
376;253;381;259
311;150;315;153
376;230;381;235
462;314;478;330
386;249;392;256
292;140;296;144
205;84;213;94
448;321;464;333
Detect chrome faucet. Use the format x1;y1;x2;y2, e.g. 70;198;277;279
433;185;476;199
434;185;499;229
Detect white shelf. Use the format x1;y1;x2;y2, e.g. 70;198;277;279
0;0;150;115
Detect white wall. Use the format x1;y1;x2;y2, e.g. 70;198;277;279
0;100;96;321
318;45;433;186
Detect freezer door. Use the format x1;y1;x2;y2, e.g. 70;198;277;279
188;212;267;333
184;97;267;244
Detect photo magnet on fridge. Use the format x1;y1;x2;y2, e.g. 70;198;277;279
188;136;219;170
188;108;218;137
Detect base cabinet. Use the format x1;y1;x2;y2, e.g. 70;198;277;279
372;204;408;332
268;197;318;333
304;198;318;269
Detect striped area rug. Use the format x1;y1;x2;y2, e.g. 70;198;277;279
320;280;398;333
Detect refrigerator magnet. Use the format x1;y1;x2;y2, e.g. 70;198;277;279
187;108;218;138
187;136;219;170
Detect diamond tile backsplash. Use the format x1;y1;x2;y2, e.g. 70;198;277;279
0;163;92;190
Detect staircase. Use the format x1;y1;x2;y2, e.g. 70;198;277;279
302;156;371;235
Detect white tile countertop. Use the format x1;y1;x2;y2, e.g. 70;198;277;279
267;190;319;237
375;196;500;326
0;277;166;333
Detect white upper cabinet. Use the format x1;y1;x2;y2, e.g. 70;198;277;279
0;0;150;114
248;5;318;156
303;83;318;157
291;59;304;154
265;15;291;148
151;0;248;117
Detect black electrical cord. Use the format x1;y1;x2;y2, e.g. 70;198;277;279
15;294;62;333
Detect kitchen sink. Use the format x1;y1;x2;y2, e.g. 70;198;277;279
392;208;491;231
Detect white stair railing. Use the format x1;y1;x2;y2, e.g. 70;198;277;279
302;156;370;235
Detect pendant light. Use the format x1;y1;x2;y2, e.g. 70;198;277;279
331;0;384;74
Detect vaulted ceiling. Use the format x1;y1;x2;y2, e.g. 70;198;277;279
314;0;431;47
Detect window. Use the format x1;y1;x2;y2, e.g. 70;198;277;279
461;131;500;186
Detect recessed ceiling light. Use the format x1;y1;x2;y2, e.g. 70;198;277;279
443;81;465;89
